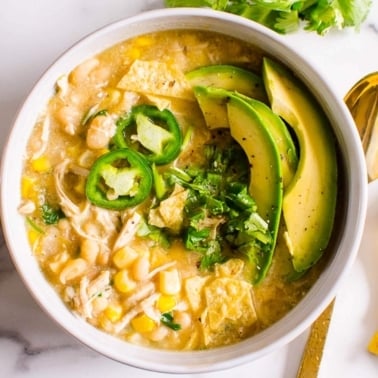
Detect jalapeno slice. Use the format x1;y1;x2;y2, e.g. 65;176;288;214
85;148;153;210
114;105;183;165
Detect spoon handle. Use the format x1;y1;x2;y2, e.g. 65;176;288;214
296;301;334;377
297;72;378;377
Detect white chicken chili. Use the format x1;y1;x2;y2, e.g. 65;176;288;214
18;30;335;350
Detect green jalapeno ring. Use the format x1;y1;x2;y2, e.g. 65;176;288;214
85;148;153;210
113;104;183;165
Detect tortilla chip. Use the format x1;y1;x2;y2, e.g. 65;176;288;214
184;275;210;314
204;277;257;330
201;277;257;346
148;185;188;233
214;258;245;278
117;60;195;101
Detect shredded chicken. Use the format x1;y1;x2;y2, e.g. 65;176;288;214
113;293;160;334
145;261;176;281
78;271;111;319
112;212;142;251
54;159;119;251
31;115;50;159
17;200;36;215
87;271;111;299
79;276;91;318
54;159;81;217
56;75;69;98
123;281;155;310
86;114;116;149
69;164;90;177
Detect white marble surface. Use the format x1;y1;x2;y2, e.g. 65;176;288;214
1;1;378;377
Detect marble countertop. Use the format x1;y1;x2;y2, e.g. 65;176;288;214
1;1;378;377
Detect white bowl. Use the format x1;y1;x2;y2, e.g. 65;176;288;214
0;8;368;373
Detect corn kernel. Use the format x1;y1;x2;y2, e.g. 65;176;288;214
27;229;40;245
113;270;136;293
128;48;141;60
99;313;110;331
157;294;177;313
134;36;154;46
112;247;138;269
31;156;50;172
368;331;378;355
21;176;36;198
104;303;123;322
131;313;156;333
159;269;181;295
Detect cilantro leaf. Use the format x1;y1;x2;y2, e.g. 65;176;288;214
41;204;65;225
161;312;182;331
165;0;372;35
165;141;273;273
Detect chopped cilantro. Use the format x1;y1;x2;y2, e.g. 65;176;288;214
161;312;182;331
41;204;65;225
165;141;273;272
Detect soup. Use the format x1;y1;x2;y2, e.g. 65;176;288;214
18;30;336;350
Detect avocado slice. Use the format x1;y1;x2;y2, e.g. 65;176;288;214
192;85;230;129
262;58;337;272
186;65;267;129
234;93;298;189
186;64;266;100
227;94;283;283
193;85;298;189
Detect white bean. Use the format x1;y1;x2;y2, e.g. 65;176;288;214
132;256;150;281
59;258;88;284
159;269;181;295
86;115;116;149
90;66;111;87
56;105;81;135
174;311;191;330
70;58;99;85
80;238;100;264
148;326;169;342
17;200;36;215
92;296;109;314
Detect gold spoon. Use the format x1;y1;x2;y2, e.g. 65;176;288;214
296;72;378;377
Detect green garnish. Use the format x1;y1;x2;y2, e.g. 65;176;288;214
165;142;273;272
26;216;45;234
41;204;65;225
160;312;182;331
137;217;171;248
165;0;372;35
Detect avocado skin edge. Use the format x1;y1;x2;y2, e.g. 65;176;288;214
227;95;283;283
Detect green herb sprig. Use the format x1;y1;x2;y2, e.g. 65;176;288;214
161;312;182;331
165;0;372;35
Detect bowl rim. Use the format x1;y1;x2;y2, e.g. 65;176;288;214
0;7;368;374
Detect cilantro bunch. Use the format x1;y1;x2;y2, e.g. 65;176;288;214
167;143;273;273
165;0;372;35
